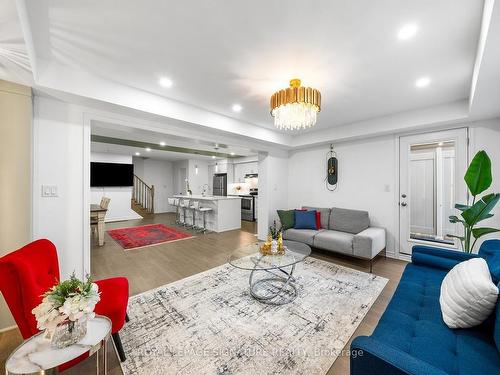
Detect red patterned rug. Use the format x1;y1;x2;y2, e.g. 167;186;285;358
107;224;192;250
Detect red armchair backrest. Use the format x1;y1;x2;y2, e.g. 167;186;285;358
0;239;60;339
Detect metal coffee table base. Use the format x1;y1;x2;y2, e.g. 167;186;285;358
249;261;298;305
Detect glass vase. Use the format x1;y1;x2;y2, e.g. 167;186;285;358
51;319;87;349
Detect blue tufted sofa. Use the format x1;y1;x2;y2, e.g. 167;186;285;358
350;239;500;375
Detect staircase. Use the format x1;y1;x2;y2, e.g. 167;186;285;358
131;175;155;218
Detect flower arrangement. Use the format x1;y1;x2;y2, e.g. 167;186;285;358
32;273;100;346
260;221;285;255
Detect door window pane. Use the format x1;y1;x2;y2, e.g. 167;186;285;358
409;141;455;244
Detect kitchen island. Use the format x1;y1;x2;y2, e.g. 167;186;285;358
173;195;241;232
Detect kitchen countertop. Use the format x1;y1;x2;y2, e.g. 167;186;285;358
173;194;241;201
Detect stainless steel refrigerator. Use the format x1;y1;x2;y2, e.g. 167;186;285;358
213;173;227;196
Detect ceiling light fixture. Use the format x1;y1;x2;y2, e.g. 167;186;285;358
158;77;173;88
145;147;152;152
159;141;166;146
270;78;321;130
397;24;418;40
135;152;141;156
232;104;242;112
230;152;235;156
195;165;198;175
211;155;216;159
415;77;431;88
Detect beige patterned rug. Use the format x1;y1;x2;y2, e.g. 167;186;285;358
120;256;387;375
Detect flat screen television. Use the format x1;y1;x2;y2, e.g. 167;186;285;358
91;162;134;187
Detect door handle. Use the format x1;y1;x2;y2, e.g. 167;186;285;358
401;202;407;207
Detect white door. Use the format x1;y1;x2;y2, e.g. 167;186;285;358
399;129;468;255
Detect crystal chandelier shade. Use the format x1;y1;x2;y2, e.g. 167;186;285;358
270;79;321;130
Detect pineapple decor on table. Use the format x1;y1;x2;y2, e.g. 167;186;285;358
260;220;285;255
31;273;101;348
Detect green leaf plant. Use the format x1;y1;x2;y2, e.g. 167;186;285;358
449;150;500;252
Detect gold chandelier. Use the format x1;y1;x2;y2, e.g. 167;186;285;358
270;78;321;130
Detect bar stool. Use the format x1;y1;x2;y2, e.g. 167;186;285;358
189;201;200;229
198;206;213;234
168;198;181;224
180;199;191;226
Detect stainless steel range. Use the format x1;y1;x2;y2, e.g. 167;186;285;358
240;195;255;221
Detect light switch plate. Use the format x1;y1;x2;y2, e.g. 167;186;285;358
42;185;58;197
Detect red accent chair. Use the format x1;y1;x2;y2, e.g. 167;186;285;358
0;239;129;365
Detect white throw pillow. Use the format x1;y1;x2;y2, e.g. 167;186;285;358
439;257;499;329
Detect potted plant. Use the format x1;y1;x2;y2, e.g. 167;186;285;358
268;220;283;254
32;273;101;348
449;150;500;253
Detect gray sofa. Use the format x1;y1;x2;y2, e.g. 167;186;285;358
282;206;386;271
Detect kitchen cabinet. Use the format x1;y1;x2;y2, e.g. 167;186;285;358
233;161;258;182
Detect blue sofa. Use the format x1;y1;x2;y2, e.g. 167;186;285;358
351;239;500;375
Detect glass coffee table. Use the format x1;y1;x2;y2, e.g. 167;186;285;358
229;240;311;305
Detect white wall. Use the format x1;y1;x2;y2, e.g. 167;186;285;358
33;96;89;280
287;136;398;254
172;160;189;195
286;121;500;257
188;159;209;195
257;152;289;240
91;152;141;222
470;119;500;247
133;157;175;213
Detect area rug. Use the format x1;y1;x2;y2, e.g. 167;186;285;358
107;224;192;250
120;256;388;374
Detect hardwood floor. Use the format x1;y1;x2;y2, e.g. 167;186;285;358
0;213;406;374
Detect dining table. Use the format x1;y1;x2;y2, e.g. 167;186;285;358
90;204;107;246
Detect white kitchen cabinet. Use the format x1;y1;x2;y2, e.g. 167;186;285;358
233;162;258;182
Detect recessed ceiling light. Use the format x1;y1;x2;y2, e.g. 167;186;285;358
230;152;235;156
397;24;418;40
145;147;152;152
415;77;431;88
232;104;242;112
159;141;166;146
135;152;141;156
212;155;216;159
158;77;173;88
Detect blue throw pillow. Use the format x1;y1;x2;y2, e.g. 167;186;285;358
294;210;317;230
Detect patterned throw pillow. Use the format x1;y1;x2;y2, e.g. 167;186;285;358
440;258;499;328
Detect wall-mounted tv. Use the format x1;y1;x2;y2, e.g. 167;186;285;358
91;162;134;187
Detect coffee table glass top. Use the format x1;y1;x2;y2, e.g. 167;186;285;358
229;240;311;271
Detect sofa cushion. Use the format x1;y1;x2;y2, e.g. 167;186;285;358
479;239;500;283
373;263;500;374
495;282;500;352
282;228;322;246
294;210;317;230
302;206;330;229
329;207;370;234
277;209;294;230
313;230;354;255
440;258;499;329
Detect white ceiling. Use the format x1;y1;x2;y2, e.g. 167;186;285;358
21;0;484;130
0;0;32;85
91;141;218;162
2;0;499;148
91;120;258;158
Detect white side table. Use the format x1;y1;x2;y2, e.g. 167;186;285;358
5;315;112;375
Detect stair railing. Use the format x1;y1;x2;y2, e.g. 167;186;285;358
132;175;155;213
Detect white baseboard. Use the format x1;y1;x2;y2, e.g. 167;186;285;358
0;324;17;333
105;215;142;223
